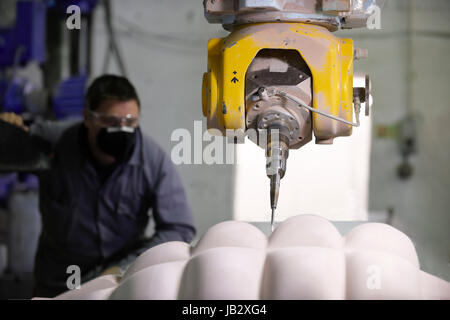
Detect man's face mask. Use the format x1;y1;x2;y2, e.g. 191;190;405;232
87;109;140;163
96;126;137;163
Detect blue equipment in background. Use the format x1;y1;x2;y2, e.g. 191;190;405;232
0;0;99;299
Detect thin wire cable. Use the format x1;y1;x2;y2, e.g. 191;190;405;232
103;0;127;76
249;77;360;127
273;88;360;127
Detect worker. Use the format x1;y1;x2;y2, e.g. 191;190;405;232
0;74;196;297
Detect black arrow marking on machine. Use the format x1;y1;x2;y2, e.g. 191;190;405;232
231;77;239;83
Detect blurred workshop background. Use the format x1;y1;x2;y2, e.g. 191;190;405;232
0;0;448;299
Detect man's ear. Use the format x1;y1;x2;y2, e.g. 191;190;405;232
82;108;90;127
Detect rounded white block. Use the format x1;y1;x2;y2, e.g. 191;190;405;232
179;247;266;300
262;247;346;299
122;241;190;281
345;223;419;267
346;251;421;299
419;271;450;300
110;260;188;300
40;215;450;300
192;220;267;255
77;287;117;300
269;214;343;249
54;274;118;300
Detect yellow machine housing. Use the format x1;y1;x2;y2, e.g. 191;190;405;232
202;22;355;143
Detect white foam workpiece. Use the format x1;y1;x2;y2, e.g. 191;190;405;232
53;274;119;300
47;215;449;300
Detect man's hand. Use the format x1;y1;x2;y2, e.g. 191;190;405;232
0;112;29;131
100;265;122;276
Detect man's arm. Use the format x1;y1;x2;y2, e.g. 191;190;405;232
0;114;80;171
0;112;80;146
148;149;196;242
29;118;82;147
109;149;196;274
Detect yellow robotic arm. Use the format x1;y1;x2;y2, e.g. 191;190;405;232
202;0;372;229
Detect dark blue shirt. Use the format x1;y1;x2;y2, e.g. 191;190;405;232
32;122;195;296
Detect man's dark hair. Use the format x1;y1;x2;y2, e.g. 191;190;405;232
85;74;140;111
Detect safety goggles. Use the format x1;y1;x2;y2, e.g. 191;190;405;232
88;109;139;128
